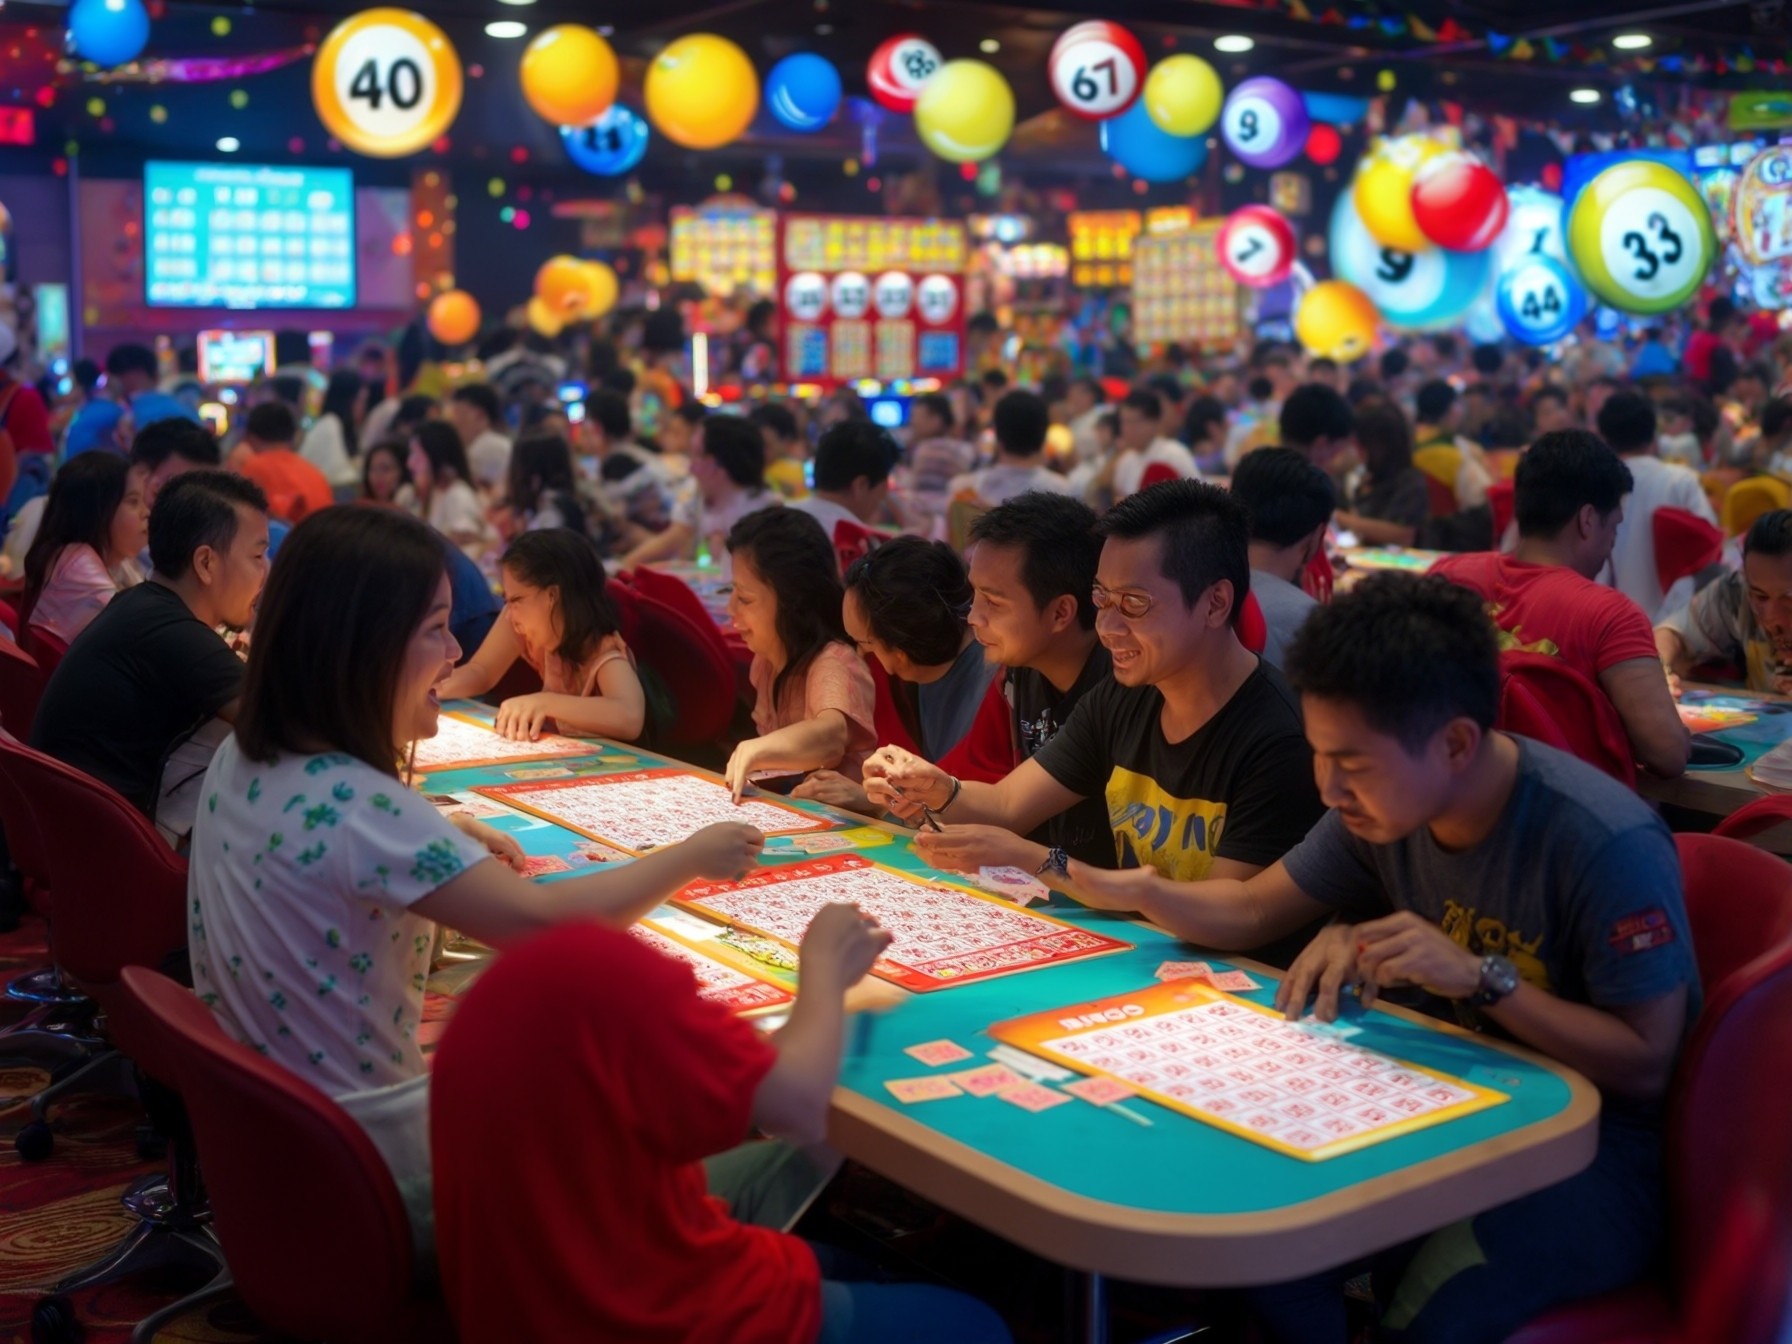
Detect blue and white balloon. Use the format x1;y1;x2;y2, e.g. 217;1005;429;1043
766;53;843;132
67;0;150;68
1494;186;1572;275
1100;96;1207;182
1329;192;1490;331
560;104;650;176
1496;254;1588;345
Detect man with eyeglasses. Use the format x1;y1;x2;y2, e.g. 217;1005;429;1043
865;480;1323;895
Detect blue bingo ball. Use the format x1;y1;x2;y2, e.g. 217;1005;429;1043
67;0;150;68
766;53;842;132
1496;253;1588;345
1329;190;1490;331
1100;96;1207;183
560;104;650;176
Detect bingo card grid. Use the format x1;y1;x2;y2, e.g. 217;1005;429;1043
630;922;794;1016
409;712;600;773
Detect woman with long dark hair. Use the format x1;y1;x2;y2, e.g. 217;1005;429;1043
408;420;490;556
300;367;368;489
21;452;147;642
504;431;587;536
1336;399;1431;547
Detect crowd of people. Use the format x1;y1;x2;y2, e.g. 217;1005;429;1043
3;293;1780;1343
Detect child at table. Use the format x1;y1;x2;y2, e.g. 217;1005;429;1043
721;508;875;801
188;506;764;1262
437;529;646;743
1061;574;1697;1344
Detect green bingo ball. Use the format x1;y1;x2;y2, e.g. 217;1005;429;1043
1566;160;1715;316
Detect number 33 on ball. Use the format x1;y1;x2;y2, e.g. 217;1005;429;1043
1568;160;1715;316
313;8;463;157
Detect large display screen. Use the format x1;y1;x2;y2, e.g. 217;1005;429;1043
144;161;355;310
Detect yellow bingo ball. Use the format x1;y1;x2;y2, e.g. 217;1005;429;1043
535;255;589;315
644;33;759;151
1567;159;1716;316
526;295;566;339
1351;136;1445;253
1295;280;1381;362
579;261;619;319
914;59;1015;163
1143;55;1223;138
312;8;462;158
520;25;618;128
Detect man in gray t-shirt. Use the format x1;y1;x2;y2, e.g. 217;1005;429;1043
1061;574;1696;1344
1230;448;1331;668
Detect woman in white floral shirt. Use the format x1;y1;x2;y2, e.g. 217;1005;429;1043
188;506;762;1256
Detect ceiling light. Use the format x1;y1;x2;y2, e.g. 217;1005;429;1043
1612;32;1653;49
485;20;527;38
1214;35;1255;53
1570;87;1602;103
815;22;833;34
216;136;240;152
980;38;1000;53
496;0;536;6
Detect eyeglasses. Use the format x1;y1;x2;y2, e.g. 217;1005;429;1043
1091;583;1155;620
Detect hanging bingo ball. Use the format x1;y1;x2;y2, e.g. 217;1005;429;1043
1496;253;1588;345
1464;292;1507;346
1101;96;1207;183
1411;152;1509;253
1220;77;1308;171
560;104;649;176
312;8;463;158
579;261;619;320
535;255;589;316
766;53;842;132
1330;190;1490;330
913;60;1015;164
1351;135;1447;252
1495;186;1571;274
866;34;941;113
67;0;151;68
426;289;480;346
1143;54;1223;137
1048;20;1146;121
1216;205;1296;289
644;33;759;151
1567;159;1716;315
1295;280;1380;363
519;25;617;128
526;296;565;339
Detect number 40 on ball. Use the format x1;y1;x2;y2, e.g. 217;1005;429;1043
313;8;463;158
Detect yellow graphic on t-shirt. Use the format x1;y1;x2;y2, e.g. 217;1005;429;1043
1439;899;1552;991
1485;601;1560;659
1106;767;1227;881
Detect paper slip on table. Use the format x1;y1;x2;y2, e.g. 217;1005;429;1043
417;702;1599;1344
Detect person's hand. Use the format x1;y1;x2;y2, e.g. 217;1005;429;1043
1664;666;1684;699
447;813;526;871
861;746;950;820
1354;911;1482;1001
678;822;765;881
1061;859;1159;912
722;737;772;803
1774;674;1792;698
914;824;1041;876
798;902;893;993
494;693;557;742
790;770;875;815
1274;922;1370;1022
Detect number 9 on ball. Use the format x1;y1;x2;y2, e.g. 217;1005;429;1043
1567;160;1715;316
313;8;462;158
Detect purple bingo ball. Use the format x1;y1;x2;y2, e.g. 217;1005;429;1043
1220;77;1309;170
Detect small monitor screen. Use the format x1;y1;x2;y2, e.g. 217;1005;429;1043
197;329;275;384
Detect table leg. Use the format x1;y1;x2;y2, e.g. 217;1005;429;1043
1081;1270;1109;1344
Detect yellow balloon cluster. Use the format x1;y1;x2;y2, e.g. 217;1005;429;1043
644;33;759;150
1295;280;1380;362
1351;134;1450;252
913;60;1015;163
531;256;620;336
520;25;618;127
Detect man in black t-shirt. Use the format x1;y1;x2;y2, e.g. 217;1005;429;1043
33;471;271;823
866;480;1322;889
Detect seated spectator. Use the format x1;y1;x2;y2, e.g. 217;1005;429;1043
791;420;895;542
1230;448;1333;668
1111;389;1199;499
1336;402;1429;546
1433;430;1689;777
504;431;587;536
626;414;780;573
409;421;492;558
751;401;811;501
447;383;513;491
844;535;998;762
20;452;148;645
903;392;978;529
31;472;269;837
1531;385;1575;436
0;321;52;499
359;439;417;511
1657;508;1792;695
1182;395;1231;475
300;368;367;490
1599;392;1717;622
1277;383;1356;475
1412;379;1493;509
949;391;1074;507
234;401;335;524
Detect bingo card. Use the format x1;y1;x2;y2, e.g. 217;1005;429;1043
410;712;600;772
631;922;794;1016
472;768;830;854
675;853;1131;992
992;980;1506;1161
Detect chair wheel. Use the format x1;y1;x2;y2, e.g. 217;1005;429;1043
15;1120;53;1162
31;1293;84;1344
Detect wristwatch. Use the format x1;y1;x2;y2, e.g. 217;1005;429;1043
1034;847;1070;880
1468;954;1520;1008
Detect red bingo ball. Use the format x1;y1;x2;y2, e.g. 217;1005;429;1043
1411;153;1509;253
867;34;943;113
1048;20;1147;121
1216;205;1296;289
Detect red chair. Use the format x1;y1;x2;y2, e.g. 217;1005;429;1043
1301;547;1335;604
1652;507;1724;594
1713;794;1792;846
832;518;881;576
1139;461;1181;490
1505;836;1792;1344
1237;590;1267;656
23;625;67;680
1423;474;1459;519
629;563;726;634
120;966;453;1344
0;632;44;738
1496;651;1637;788
1487;479;1516;543
629;591;737;749
0;595;19;636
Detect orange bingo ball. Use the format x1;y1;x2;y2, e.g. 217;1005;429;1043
1294;280;1381;363
534;254;589;315
312;8;462;158
426;289;480;345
